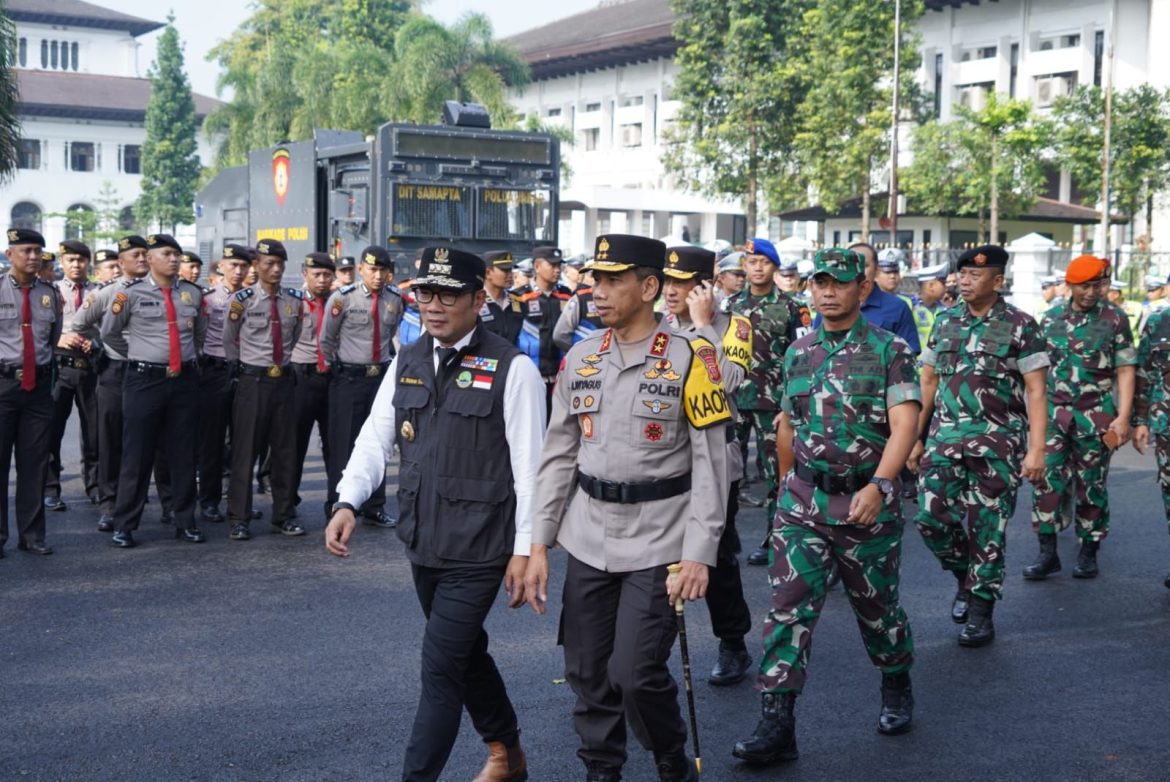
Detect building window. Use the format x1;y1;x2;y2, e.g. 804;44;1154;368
17;138;40;169
68;142;97;172
579;128;600;151
620;123;642;148
977;46;997;60
620;95;644;107
18;37;26;67
10;201;42;233
546;107;561;118
1094;31;1105;86
933;53;943;118
64;204;94;243
1010;43;1020;98
121;144;142;174
1061;34;1081;49
71;42;79;71
40;40;47;68
60;40;69;70
584;102;601;112
50;40;58;69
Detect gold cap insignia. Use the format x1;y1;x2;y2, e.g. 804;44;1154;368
257;242;270;255
597;238;610;260
224;247;235;257
6;230;18;243
364;252;376;265
58;244;67;254
435;247;449;261
147;235;159;246
746;239;755;253
119;238;130;250
668;251;679;266
974;253;987;266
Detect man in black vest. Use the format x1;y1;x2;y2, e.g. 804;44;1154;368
326;246;545;782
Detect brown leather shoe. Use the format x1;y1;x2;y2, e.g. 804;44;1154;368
471;738;528;782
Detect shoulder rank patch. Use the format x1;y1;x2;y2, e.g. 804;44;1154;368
598;329;613;353
684;337;733;429
339;284;357;295
233;288;255;302
287;288;305;300
722;315;753;371
649;332;670;357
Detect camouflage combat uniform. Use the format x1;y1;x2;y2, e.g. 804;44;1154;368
1134;308;1170;530
724;286;810;523
914;295;1049;602
759;318;920;693
1031;300;1135;541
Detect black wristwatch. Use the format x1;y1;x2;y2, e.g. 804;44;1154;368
332;502;356;515
868;477;895;498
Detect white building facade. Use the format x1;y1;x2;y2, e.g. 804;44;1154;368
2;0;218;251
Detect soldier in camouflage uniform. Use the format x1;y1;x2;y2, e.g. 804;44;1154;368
1025;256;1135;581
1131;297;1170;590
724;237;811;566
909;245;1049;648
732;248;920;768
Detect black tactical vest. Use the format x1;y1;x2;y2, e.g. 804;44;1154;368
392;326;520;568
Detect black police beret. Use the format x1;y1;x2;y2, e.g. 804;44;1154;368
58;240;91;258
7;227;45;247
415;246;485;292
361;245;393;269
146;234;182;253
181;252;203;266
482;250;514;270
533;246;563;263
664;246;716;281
222;243;252;261
586;234;667;273
304;252;336;271
41;250;56;263
117;235;148;253
957;245;1009;270
255;239;288;260
94;248;118;263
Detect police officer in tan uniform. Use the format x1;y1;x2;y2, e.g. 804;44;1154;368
0;228;63;557
290;252;335;506
524;234;730;782
223;239;306;540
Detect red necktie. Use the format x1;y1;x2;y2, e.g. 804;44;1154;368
314;298;327;373
270;294;283;365
162;287;181;374
371;293;381;364
73;283;82;309
20;286;35;391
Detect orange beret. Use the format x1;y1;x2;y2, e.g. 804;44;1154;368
1065;255;1109;285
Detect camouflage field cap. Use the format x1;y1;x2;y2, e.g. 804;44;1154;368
812;247;864;282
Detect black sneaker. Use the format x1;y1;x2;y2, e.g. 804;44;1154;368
229;523;252;541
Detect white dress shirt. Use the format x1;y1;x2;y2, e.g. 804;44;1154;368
336;328;547;556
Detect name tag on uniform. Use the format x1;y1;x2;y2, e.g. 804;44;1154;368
527;300;541;315
586;300;599;316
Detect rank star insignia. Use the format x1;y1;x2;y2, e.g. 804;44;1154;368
642;399;671;414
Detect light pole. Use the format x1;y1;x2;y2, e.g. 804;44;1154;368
888;0;902;251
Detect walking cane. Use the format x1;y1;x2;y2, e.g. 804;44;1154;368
666;563;702;775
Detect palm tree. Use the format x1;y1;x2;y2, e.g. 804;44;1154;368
0;1;23;182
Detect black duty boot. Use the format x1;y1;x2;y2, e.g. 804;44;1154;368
951;572;971;624
747;545;769;566
958;595;995;647
653;749;697;782
878;672;913;735
1022;533;1061;580
584;761;622;782
709;640;752;686
1072;540;1100;579
732;692;798;765
1164;571;1170;590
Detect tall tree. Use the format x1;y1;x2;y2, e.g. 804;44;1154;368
664;0;811;234
903;94;1050;243
137;15;201;233
0;2;22;183
789;0;925;240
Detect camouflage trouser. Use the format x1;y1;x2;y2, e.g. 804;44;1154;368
1031;407;1113;542
758;479;913;693
1154;434;1170;529
736;409;778;524
915;449;1021;602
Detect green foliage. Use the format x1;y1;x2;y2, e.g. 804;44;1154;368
523;113;574;186
46;182;134;246
137;15;201;232
0;2;22;183
903;94;1051;241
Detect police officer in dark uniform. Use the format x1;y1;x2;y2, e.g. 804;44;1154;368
320;245;402;526
45;239;100;511
290;252;335;506
511;245;572;412
326;245;545;782
479;250;521;342
552;262;605;352
0;228;63;557
101;234;208;548
222;239;306;539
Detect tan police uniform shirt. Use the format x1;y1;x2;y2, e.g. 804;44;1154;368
73;277;137;361
0;274;62;366
222;285;305;367
319;283;403;365
531;321;731;570
100;275;207;364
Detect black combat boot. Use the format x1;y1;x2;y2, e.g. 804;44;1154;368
1164;571;1170;590
709;640;752;686
1022;533;1061;580
653;749;697;782
1072;539;1100;578
584;761;621;782
732;692;798;765
878;671;913;735
951;571;970;624
958;595;995;647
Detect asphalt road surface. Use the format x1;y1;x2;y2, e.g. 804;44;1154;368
4;420;1170;782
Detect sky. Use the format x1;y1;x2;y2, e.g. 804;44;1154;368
98;0;602;99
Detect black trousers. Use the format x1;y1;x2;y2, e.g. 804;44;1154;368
292;366;330;500
46;362;99;500
112;369;198;533
0;376;52;548
562;556;687;769
705;480;752;643
403;563;517;782
196;361;232;509
326;373;385;512
98;360;171;516
227;373;296;524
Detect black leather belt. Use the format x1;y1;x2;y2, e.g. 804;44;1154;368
335;362;390;378
200;355;230;369
578;472;692;504
238;363;292;378
292;362;329;375
795;463;874;495
55;355;94;371
0;363;51;380
129;360;198;378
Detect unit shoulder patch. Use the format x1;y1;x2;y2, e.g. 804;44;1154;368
722;315;753;371
683;337;733;429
